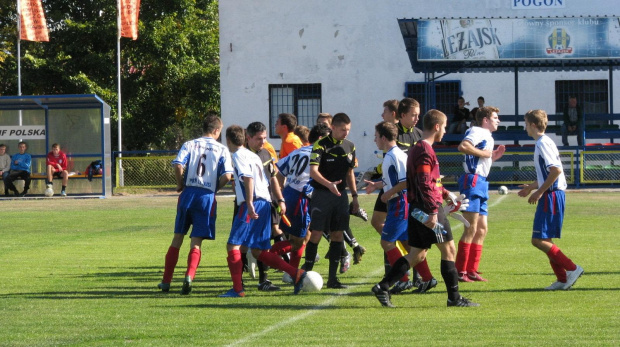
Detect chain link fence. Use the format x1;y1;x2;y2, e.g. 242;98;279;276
115;151;177;189
580;150;620;184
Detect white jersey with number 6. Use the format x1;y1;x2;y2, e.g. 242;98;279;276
172;136;233;193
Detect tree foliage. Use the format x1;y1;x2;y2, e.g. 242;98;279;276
0;0;220;150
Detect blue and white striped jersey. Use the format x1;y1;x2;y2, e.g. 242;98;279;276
172;137;233;193
276;145;313;195
534;135;567;192
462;126;494;177
382;145;408;198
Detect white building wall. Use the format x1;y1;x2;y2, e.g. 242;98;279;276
219;0;620;169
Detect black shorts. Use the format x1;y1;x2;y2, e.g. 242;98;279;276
408;205;453;249
373;189;387;213
52;171;63;179
309;189;350;232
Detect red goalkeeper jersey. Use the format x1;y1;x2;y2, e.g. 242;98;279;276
46;150;68;172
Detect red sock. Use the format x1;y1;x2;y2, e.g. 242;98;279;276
269;240;292;256
414;258;433;282
455;241;470;273
289;244;305;269
548;259;567;282
547;245;577;271
162;246;180;283
258;250;298;278
386;248;409;282
227;249;244;293
467;243;483;274
185;248;201;279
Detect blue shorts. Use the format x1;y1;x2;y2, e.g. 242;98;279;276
532;190;565;239
280;187;310;238
458;173;489;216
174;187;217;239
228;199;272;250
381;195;409;243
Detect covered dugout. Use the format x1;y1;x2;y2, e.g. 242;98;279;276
0;95;112;198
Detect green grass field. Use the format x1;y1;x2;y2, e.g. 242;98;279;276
1;191;619;346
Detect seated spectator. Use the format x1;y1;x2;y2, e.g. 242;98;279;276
0;144;11;196
448;97;471;134
4;141;31;197
46;143;69;197
561;96;583;146
469;96;485;127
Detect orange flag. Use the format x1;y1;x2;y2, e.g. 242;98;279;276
20;0;49;42
120;0;141;40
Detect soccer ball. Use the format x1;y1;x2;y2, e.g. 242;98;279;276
302;271;324;292
44;188;54;197
498;186;508;195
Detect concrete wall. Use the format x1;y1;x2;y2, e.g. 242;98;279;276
219;0;620;169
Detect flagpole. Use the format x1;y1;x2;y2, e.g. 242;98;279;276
16;0;23;136
117;0;124;186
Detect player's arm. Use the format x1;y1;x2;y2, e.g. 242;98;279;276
458;139;491;158
242;176;259;219
310;165;341;196
346;167;359;213
174;163;185;192
381;180;406;203
276;171;286;189
492;145;506;162
217;173;232;193
527;166;561;204
518;181;538;197
364;179;384;194
270;176;286;215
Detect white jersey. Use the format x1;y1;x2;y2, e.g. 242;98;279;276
172;136;233;193
462;126;494;177
382;145;408;197
276;145;312;194
232;147;272;205
534;135;567;192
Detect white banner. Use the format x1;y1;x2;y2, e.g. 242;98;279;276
0;126;46;139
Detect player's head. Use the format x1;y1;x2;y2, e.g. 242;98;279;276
330;113;351;141
18;141;27;153
294;125;310;145
203;114;223;136
374;121;398;151
397;98;421;128
246;122;267;152
476;106;500;131
308;123;331;144
524;109;548;133
226;125;245;148
316;113;332;126
277;113;297;134
568;96;577;108
422;109;447;141
51;143;61;155
382;99;399;123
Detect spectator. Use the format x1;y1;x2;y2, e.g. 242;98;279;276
561;96;583;146
469;96;485;127
276;113;303;158
316;113;332;126
46;143;69;197
0;144;11;196
449;97;471;134
4;141;31;197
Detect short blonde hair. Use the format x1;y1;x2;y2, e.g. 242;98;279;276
524;109;548;132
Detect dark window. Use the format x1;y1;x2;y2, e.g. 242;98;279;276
269;84;322;138
555;80;608;126
405;81;462;117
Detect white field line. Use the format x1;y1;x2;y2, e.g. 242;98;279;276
226;194;509;346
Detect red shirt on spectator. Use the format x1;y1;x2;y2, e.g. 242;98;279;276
47;150;68;172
